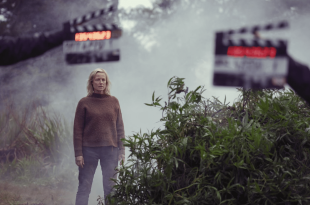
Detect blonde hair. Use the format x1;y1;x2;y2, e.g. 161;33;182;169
87;68;111;96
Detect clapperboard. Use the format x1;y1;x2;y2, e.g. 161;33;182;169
63;4;122;64
213;21;289;89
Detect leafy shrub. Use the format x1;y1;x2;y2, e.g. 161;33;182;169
107;77;310;205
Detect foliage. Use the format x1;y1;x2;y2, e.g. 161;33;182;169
106;76;310;204
0;102;76;187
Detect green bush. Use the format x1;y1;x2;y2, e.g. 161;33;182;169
107;77;310;205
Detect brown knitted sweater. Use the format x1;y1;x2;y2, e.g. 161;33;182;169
73;93;125;157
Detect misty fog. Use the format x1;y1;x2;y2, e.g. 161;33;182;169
0;0;309;204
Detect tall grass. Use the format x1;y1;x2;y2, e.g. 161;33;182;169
0;101;77;187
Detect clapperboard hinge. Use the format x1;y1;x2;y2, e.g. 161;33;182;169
64;3;121;34
216;21;289;48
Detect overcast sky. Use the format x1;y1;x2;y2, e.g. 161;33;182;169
119;0;152;9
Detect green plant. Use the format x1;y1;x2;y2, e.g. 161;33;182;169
0;102;77;186
106;76;310;205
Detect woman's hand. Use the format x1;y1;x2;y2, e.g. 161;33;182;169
76;156;84;168
118;154;125;165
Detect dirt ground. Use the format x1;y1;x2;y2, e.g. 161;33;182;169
0;180;77;205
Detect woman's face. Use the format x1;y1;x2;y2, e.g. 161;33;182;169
92;72;107;94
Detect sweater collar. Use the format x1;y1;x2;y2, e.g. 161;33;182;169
90;93;109;98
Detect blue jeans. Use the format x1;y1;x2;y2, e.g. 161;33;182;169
75;146;119;205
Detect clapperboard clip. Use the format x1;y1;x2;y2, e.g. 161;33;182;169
213;21;289;90
63;3;122;64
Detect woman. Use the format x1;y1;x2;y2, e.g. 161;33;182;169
74;68;125;205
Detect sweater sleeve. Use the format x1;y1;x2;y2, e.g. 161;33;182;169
116;100;125;156
73;99;85;157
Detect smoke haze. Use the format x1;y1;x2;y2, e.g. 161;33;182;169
1;0;310;204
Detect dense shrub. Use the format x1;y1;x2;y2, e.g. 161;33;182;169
107;77;310;205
